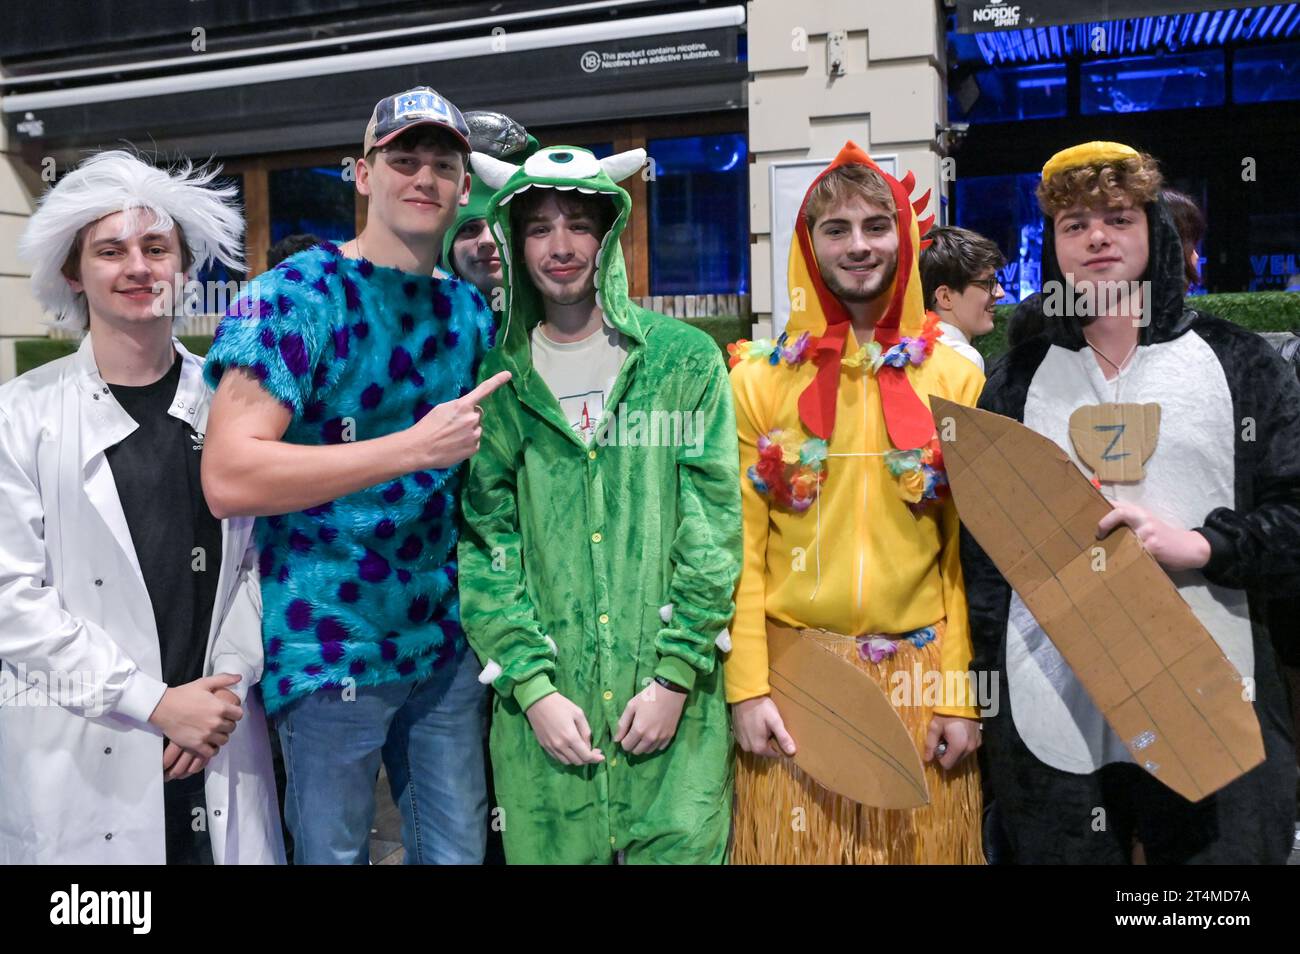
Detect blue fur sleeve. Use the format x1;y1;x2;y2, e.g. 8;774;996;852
203;262;332;417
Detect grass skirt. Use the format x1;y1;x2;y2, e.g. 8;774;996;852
731;626;984;864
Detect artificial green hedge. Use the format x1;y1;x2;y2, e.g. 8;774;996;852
680;314;752;354
14;335;213;377
973;291;1300;361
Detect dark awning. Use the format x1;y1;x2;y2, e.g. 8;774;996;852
0;0;635;62
955;0;1264;33
2;6;745;168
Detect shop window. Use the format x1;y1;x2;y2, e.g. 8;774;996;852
954;173;1043;304
1233;41;1300;103
949;62;1068;124
1244;166;1300;291
1245;211;1300;291
268;165;356;246
1081;50;1225;114
646;132;748;295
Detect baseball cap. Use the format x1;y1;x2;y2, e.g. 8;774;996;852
363;86;472;155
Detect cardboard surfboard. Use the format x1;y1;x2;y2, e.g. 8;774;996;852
931;397;1264;802
767;622;930;809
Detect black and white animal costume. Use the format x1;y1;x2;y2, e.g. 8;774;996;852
963;196;1300;864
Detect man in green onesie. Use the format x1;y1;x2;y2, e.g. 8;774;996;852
457;145;741;864
441;111;537;307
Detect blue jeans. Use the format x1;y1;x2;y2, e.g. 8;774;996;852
277;649;488;864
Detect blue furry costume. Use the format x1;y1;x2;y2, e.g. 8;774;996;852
204;241;494;714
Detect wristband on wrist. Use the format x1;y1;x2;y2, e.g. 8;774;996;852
654;675;687;694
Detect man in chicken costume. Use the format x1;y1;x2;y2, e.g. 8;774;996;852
726;142;986;864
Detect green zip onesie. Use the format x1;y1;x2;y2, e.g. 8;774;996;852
457;146;741;864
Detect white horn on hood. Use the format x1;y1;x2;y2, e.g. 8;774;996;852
598;148;647;184
470;152;518;190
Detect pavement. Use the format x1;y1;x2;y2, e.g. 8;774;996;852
369;767;405;865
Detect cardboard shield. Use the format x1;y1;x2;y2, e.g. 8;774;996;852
766;622;930;809
932;397;1264;802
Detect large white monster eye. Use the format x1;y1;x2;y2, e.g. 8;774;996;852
523;147;601;180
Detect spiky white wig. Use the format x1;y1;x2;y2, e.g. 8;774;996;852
16;149;245;330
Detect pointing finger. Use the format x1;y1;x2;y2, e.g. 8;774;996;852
463;370;512;406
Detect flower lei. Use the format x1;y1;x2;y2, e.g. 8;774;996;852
857;625;937;665
727;329;936;374
884;445;948;506
748;430;827;512
731;328;948;510
727;330;813;368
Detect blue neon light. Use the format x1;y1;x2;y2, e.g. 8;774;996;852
961;5;1300;65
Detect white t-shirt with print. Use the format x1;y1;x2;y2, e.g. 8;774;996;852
529;319;628;444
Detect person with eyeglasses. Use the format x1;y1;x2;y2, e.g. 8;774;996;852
920;226;1007;372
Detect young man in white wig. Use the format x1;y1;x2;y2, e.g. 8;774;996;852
0;149;284;864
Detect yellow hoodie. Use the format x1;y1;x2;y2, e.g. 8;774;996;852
724;142;983;716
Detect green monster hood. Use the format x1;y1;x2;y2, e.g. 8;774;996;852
441;133;540;273
470;144;647;373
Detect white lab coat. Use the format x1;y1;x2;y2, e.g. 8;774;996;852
0;335;284;864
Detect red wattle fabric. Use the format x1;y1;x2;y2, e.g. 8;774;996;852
790;141;935;449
